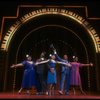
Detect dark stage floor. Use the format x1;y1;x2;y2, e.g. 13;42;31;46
0;90;100;99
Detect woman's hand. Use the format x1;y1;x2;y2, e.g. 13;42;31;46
90;63;93;66
11;64;15;68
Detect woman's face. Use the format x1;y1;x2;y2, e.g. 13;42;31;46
74;57;78;62
51;55;56;60
63;55;68;60
27;56;32;61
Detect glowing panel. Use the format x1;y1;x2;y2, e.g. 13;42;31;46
1;8;100;53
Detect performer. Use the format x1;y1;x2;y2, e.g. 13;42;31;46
53;50;72;95
46;54;57;96
11;55;36;95
35;52;48;95
70;56;93;95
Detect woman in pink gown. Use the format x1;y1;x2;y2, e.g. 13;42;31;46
70;56;93;95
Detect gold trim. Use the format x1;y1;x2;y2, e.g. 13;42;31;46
1;7;100;53
0;5;100;41
0;5;100;52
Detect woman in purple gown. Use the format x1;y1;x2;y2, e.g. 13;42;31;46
70;56;93;95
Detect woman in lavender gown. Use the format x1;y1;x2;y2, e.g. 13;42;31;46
70;56;93;95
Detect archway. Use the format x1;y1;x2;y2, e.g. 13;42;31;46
0;8;98;92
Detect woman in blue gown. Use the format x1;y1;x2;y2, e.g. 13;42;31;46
47;55;57;95
11;55;36;94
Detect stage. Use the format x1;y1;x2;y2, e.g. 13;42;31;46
0;91;100;99
0;1;100;99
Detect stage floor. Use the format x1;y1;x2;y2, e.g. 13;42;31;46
0;91;100;99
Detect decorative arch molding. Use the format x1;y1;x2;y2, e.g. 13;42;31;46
0;7;100;53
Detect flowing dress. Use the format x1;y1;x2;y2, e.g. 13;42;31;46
21;60;36;88
70;62;82;86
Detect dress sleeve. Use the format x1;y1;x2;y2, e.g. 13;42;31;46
55;54;63;61
22;61;26;66
78;63;82;67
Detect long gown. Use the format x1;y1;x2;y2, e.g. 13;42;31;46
70;62;82;86
47;60;57;84
21;60;36;88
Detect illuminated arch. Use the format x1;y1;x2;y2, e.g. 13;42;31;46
13;25;90;91
1;8;100;53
